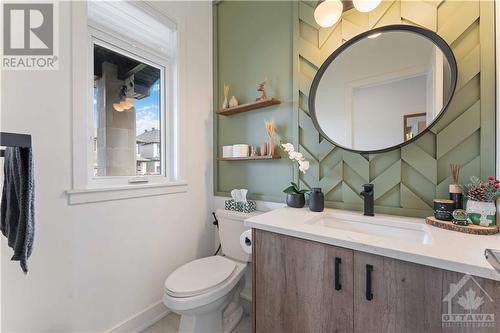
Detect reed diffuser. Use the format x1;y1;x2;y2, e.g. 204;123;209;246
265;119;276;157
449;164;463;209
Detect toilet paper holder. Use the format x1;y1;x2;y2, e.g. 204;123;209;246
240;230;253;255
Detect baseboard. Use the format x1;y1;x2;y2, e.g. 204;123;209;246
106;301;170;333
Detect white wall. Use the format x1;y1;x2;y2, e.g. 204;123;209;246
351;75;427;150
0;1;214;332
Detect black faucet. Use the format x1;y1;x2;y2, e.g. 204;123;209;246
360;184;374;216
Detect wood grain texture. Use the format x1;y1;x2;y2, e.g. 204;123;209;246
282;234;327;333
321;245;354;333
217;156;281;161
253;229;287;333
353;252;389;333
384;257;444;333
216;98;281;116
441;270;500;333
253;229;354;333
254;230;500;333
426;216;499;235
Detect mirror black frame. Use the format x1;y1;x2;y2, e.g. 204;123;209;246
308;24;458;154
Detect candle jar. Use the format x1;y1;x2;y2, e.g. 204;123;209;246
433;199;455;221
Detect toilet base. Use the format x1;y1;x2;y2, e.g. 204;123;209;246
177;281;244;333
222;302;243;333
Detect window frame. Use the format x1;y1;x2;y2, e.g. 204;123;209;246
68;1;185;204
89;32;169;185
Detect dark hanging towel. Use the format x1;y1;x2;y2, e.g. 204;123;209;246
1;147;35;273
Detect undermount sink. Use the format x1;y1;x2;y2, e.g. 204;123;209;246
306;213;433;245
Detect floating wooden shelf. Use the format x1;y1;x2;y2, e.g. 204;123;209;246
217;155;281;161
217;98;281;116
425;216;499;235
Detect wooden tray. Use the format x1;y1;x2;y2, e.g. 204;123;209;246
425;216;499;235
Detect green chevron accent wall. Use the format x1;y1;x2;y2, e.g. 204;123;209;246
214;1;496;218
214;1;295;201
295;0;495;217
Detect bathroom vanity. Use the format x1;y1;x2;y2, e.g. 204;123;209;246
246;208;500;333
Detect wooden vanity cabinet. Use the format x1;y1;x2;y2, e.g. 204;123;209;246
253;229;500;333
353;252;444;333
253;229;354;333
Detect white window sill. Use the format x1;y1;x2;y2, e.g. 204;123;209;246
66;181;188;205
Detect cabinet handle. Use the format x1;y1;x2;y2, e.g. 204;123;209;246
334;257;342;291
366;264;373;301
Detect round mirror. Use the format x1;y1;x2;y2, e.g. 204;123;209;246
309;25;457;153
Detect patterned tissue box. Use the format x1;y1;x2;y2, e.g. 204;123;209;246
225;199;257;213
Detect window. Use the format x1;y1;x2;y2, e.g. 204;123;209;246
92;42;163;177
85;1;177;186
68;1;184;203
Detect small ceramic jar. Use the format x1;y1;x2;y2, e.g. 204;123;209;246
309;188;324;212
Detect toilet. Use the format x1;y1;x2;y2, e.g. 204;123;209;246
163;209;260;333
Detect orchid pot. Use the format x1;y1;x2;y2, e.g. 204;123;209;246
283;182;307;208
281;142;311;209
286;192;306;208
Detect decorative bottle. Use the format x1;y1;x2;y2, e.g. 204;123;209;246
309;188;324;212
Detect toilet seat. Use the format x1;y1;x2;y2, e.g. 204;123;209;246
165;256;237;297
163;257;247;312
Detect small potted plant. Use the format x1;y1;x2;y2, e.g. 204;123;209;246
464;176;499;227
281;143;310;208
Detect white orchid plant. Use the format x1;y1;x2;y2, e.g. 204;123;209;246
281;143;310;195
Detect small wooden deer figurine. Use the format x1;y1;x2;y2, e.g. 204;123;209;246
256;79;269;101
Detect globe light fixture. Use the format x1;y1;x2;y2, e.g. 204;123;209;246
352;0;382;13
314;0;343;28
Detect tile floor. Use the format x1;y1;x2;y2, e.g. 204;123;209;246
141;312;251;333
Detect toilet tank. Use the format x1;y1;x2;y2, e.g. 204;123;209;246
215;209;262;262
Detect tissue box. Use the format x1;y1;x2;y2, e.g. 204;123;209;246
225;199;256;213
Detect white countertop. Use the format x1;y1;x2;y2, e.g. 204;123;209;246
245;207;500;281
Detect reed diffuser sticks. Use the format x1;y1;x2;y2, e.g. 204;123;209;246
265;119;276;157
450;164;460;185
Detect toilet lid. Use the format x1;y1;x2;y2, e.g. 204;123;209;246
165;256;236;297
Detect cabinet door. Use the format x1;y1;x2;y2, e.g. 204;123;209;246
353;251;389;333
253;229;354;333
321;245;354;332
253;229;287;333
383;257;444;333
353;251;450;333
